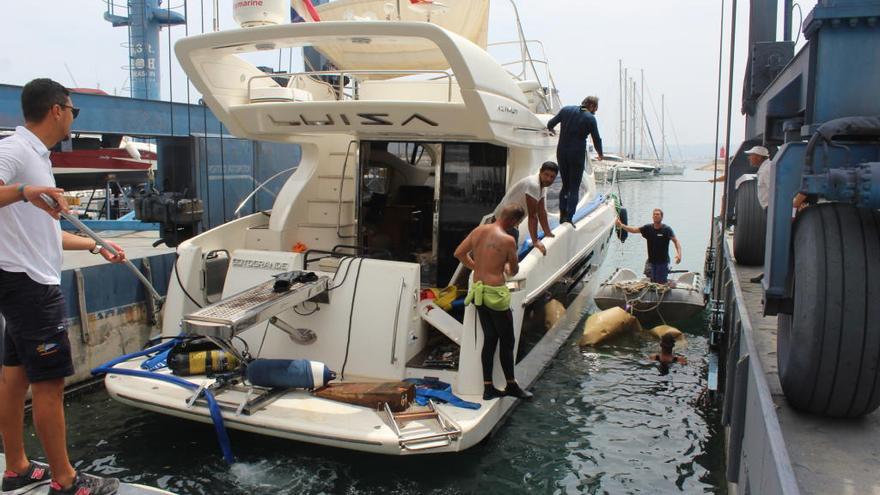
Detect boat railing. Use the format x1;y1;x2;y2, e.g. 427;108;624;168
489;39;562;113
232;167;297;218
490;0;563;111
337;140;359;239
247;70;455;104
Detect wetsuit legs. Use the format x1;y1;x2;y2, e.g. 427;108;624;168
476;306;516;382
557;146;586;220
558;158;570;219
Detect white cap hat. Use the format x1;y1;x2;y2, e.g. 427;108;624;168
744;145;769;158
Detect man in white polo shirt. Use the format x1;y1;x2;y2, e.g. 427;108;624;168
0;78;125;495
493;161;558;256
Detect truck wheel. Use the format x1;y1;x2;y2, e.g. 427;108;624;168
732;180;766;266
777;204;880;417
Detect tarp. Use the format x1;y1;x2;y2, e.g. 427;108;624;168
304;0;490;73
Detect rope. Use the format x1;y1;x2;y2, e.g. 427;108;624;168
607;279;697;325
612;279;671;314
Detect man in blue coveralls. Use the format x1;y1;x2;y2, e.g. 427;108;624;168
546;96;604;225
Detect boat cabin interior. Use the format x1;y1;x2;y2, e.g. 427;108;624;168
357;140;507;288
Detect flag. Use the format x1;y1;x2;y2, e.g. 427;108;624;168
291;0;321;22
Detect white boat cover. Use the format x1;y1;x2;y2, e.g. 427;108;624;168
307;0;490;74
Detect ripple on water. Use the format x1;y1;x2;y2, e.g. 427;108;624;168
31;316;724;494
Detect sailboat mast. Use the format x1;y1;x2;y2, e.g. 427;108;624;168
661;94;666;162
630;79;636;158
640;69;645;159
623;68;628;158
619;60;624;157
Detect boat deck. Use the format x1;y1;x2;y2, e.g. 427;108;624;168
725;235;880;494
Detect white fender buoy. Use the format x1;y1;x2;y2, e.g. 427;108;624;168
544;299;565;331
579;307;642;346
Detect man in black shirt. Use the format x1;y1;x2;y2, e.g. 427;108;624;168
617;208;682;283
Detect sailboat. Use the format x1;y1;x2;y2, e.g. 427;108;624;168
101;0;616;455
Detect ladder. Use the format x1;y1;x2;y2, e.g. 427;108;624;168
382;400;462;451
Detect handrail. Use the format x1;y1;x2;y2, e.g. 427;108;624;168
233;167;297;218
337;140;359;239
504;0;553;111
390;277;406;364
248;70;454;103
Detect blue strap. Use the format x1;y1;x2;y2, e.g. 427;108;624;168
92;340;236;464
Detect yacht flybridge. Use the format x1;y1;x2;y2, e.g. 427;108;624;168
102;0;616;455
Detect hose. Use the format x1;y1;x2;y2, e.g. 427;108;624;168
92;341;235;464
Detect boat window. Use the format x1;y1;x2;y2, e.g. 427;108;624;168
358;141;507;287
437;143;507;285
359;141;437;274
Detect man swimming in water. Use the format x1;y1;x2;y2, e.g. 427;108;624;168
454;204;533;400
648;333;687;375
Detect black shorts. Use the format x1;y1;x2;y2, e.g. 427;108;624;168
0;269;74;382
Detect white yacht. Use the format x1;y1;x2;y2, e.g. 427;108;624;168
103;0;616;455
593;154;659;181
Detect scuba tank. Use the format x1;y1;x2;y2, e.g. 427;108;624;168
246;359;336;390
168;349;241;376
167;338;241;376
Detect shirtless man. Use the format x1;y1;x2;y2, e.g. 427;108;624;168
648;333;687;375
454;204;533;400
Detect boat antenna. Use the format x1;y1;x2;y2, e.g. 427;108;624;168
64;63;80;88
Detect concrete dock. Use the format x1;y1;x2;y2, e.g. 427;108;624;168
722;234;880;495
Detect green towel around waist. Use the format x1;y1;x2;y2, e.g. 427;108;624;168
464;281;511;311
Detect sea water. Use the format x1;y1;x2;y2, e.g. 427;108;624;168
12;166;726;494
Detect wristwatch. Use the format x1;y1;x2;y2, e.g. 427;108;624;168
90;243;103;255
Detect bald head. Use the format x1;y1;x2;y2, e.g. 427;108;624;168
498;204;525;228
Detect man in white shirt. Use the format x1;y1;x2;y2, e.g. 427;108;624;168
493;161;558;256
745;146;772;209
743;145;771;283
0;78;125;495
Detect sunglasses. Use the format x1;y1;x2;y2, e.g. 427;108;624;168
58;104;80;119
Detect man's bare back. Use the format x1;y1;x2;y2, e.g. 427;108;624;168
455;223;519;286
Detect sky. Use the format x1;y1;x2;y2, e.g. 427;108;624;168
0;0;818;159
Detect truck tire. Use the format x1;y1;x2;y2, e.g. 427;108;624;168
732;180;766;266
777;204;880;417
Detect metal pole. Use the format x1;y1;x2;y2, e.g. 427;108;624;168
619;60;624;157
631;79;636;158
640;69;645;159
623;68;628;157
40;194;163;302
722;0;739;228
714;0;738;302
783;0;793;41
662;94;666;162
709;0;726;234
212;0;219;31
